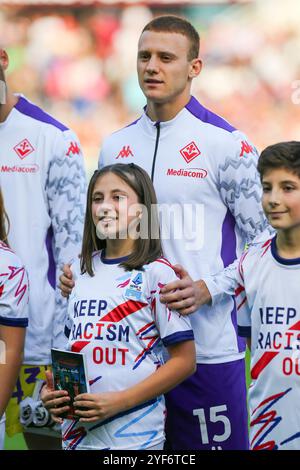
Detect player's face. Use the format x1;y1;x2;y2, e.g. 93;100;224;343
262;168;300;231
92;172;141;240
137;31;197;106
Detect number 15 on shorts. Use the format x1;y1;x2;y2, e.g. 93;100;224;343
193;404;231;449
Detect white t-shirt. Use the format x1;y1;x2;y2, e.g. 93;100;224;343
0;241;29;328
0;95;86;363
62;252;194;450
0;241;29;449
99;96;269;364
237;236;300;450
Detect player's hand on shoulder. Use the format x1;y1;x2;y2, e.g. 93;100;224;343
159;265;211;315
159;264;195;315
59;263;74;298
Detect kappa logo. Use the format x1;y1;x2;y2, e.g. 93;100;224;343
180;141;201;164
240;140;253;157
13;139;34;160
66;141;81;157
116;145;134;159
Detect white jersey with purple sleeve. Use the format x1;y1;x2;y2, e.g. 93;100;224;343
99;96;269;364
0;95;86;363
236;236;300;450
62;252;194;450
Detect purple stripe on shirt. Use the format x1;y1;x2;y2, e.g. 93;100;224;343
15;96;68;131
185;96;236;133
45;226;56;290
221;208;236;268
221;209;245;352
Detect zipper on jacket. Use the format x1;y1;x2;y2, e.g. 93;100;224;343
151;122;160;182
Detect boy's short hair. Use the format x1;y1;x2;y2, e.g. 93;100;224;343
142;15;200;60
258;141;300;180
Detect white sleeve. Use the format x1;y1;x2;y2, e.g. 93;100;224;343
46;129;87;349
0;247;29;327
218;131;270;245
203;228;274;304
203;132;274;303
203;258;240;305
149;261;194;347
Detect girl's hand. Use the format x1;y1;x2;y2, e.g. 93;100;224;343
73;391;125;423
41;370;71;423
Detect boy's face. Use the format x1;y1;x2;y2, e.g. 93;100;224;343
262;167;300;231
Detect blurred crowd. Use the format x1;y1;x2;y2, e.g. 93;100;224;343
0;0;299;175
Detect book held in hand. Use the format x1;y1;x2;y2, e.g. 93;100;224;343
51;348;90;420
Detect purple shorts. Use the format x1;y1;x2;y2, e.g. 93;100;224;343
165;358;249;450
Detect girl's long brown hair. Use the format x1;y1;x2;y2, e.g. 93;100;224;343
0;189;9;245
80;163;162;276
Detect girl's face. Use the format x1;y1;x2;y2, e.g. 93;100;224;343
92;172;141;240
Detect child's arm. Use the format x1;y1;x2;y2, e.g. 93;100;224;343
73;340;196;423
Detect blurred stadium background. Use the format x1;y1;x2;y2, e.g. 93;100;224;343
1;0;299;449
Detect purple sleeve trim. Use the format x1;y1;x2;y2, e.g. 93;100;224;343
45;226;56;290
15;96;68;131
162;330;194;347
125;116;142;128
0;316;28;327
185;96;236;133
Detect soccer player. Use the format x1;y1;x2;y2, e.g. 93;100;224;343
0;47;86;449
60;16;270;449
42;163;196;450
236;141;300;450
0;190;29;450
